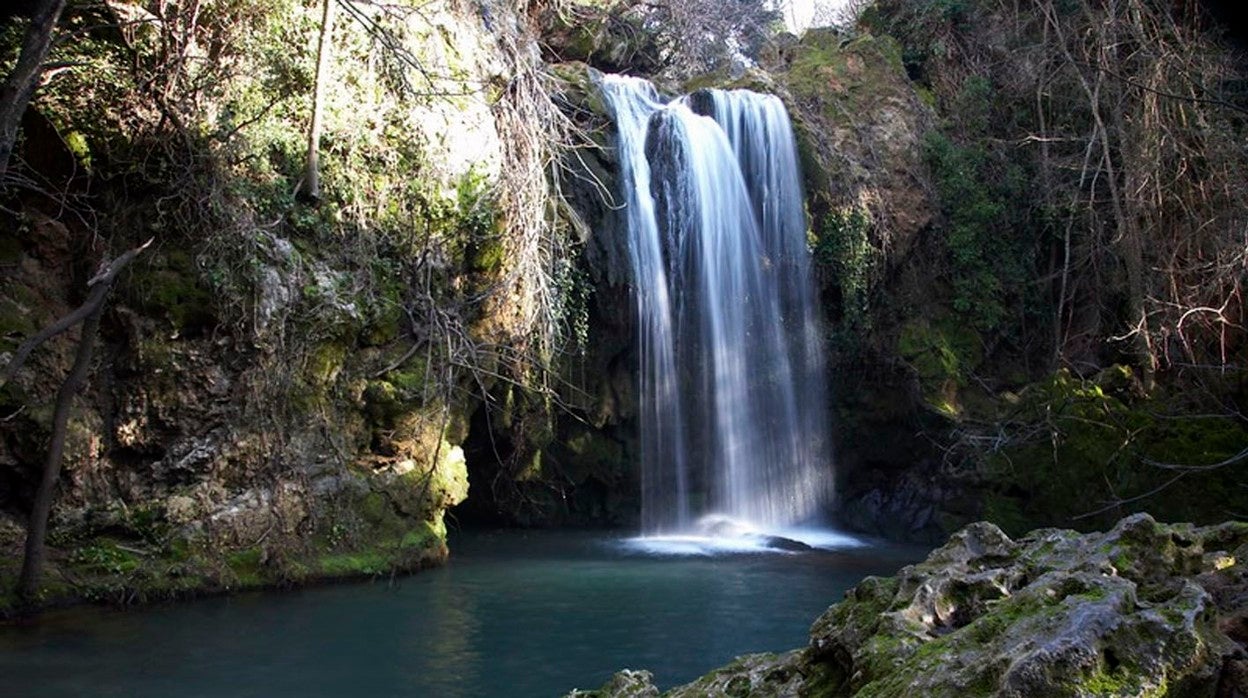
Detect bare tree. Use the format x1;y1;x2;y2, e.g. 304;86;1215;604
6;239;151;601
610;0;780;76
0;0;68;184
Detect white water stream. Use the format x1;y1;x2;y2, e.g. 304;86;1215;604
601;75;836;548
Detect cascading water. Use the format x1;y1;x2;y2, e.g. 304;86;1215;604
601;75;834;541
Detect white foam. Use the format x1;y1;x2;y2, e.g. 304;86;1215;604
617;524;867;557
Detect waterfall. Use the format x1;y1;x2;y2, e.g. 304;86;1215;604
601;75;833;537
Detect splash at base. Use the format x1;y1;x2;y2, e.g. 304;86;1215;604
619;515;865;556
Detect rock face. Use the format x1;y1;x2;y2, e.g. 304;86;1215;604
770;29;935;264
0;0;566;608
568;514;1248;697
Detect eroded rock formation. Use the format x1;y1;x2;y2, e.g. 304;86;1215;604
570;514;1248;697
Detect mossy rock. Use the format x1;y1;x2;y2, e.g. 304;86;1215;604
550;61;613;120
122;250;216;332
575;516;1248;697
897;317;982;416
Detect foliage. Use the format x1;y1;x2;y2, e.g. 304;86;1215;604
0;0;597;606
944;367;1248;532
814;205;877;334
871;0;1248;377
923;131;1035;335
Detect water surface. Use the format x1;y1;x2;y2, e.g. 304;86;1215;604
0;529;924;697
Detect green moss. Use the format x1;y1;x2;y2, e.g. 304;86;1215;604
226;547;264;586
387;359;429;398
399;521;439;551
63;130;92;170
897;316;982;415
981;494;1031;538
318;550;390;576
562;430;626;483
815;206;878;336
363;380;402;423
1078;666;1142;695
305;342;347;386
467;235;504;274
964;368;1248;533
916;86;937;108
166;537;191;563
362;270;405;346
360;491;392;525
68;540;141;576
123;250;216;331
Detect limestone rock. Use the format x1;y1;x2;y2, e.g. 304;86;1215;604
567;669;661;698
574;515;1248;697
771;30;936;264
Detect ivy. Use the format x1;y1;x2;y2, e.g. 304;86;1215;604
923;131;1035;335
815;206;876;335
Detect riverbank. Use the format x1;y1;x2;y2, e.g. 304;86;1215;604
0;516;449;618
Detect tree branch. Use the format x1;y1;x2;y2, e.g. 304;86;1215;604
1;238;152;389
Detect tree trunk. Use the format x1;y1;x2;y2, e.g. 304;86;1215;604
298;0;335;202
16;303;103;601
0;0;68;184
9;239;150;603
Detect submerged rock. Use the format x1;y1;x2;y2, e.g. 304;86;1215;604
567;514;1248;697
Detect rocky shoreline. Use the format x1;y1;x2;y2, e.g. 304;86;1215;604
568;514;1248;697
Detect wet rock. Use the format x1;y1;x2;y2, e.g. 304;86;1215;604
838;465;961;545
667;651;805;698
567;669;661;698
759;536;814;553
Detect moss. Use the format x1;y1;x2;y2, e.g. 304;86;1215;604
360;491;393;526
166;537;191;563
965;368;1248;533
305;342;347;387
63;130;92;170
68;540;141;576
399;521;439;551
363;380;402;424
387;359;429;398
559;429;627;486
123;250;216;331
225;547;264;586
1078;666;1143;695
318;550;390;577
981;494;1031;538
467;234;505;274
514;448;545;482
361;271;404;347
897;316;982;415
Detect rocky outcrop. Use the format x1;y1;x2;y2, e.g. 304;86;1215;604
0;0;560;609
769;28;935;264
568;514;1248;697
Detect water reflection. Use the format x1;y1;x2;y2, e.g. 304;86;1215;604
0;529;924;697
